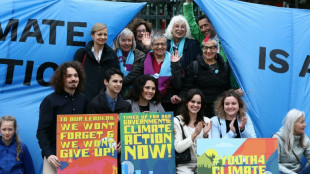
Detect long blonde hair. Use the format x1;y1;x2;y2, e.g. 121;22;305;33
280;109;306;155
0;115;22;161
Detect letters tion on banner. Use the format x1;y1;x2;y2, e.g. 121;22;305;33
57;114;118;173
120;112;176;174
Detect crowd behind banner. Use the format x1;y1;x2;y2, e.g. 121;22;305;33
1;0;310;174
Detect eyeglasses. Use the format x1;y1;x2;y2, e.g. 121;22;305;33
202;45;217;51
137;29;146;33
153;42;166;48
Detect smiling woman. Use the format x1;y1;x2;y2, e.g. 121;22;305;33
143;33;182;113
114;28;146;98
210;89;256;138
164;15;201;69
127;75;164;113
74;23;120;101
174;89;211;173
273;109;310;174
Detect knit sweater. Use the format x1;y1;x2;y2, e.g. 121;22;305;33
273;132;310;174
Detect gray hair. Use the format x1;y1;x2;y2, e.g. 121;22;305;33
164;15;192;40
151;32;167;44
202;37;219;48
115;28;136;50
280;109;306;155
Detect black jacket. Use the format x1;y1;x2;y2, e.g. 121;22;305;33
180;53;230;103
74;41;120;101
36;91;87;158
166;38;201;69
87;89;131;114
121;49;145;87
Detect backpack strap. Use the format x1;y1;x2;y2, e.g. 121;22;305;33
192;60;199;80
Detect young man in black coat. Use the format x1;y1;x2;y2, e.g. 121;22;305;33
87;68;131;173
87;68;131;114
37;61;87;174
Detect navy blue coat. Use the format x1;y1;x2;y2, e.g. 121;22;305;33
166;38;202;69
0;137;35;174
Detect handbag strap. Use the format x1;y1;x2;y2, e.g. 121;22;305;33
275;133;304;169
218;117;222;138
81;52;86;67
176;116;186;140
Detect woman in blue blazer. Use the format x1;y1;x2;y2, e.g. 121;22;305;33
211;89;256;138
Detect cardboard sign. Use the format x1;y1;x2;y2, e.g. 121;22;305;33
197;138;278;174
57;114;118;173
120;112;176;174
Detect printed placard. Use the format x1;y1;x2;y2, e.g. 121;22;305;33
197;138;278;174
120;112;175;174
57;114;118;173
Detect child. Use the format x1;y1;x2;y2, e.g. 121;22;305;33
0;115;35;174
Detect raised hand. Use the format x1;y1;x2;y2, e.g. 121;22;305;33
191;121;203;142
235;88;244;96
239;117;247;131
142;32;151;48
203;120;212;137
171;95;182;104
171;50;183;62
229;117;236;133
186;0;193;3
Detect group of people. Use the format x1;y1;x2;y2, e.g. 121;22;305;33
1;0;309;174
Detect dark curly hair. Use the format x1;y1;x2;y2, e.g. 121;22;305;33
50;61;85;94
214;89;246;120
180;89;206;126
127;75;161;104
129;18;152;39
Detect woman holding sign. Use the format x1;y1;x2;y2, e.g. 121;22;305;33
0;115;35;174
273;109;310;174
211;89;256;138
127;75;164;112
174;89;212;173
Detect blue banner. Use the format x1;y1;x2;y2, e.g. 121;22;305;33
0;0;145;173
195;0;310;137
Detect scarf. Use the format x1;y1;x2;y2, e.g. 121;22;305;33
169;37;186;57
144;51;172;92
117;49;134;77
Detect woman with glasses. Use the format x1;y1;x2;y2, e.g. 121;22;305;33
164;15;201;70
143;33;182;112
129;18;152;55
175;36;232;118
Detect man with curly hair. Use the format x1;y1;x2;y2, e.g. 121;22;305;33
36;61;87;174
